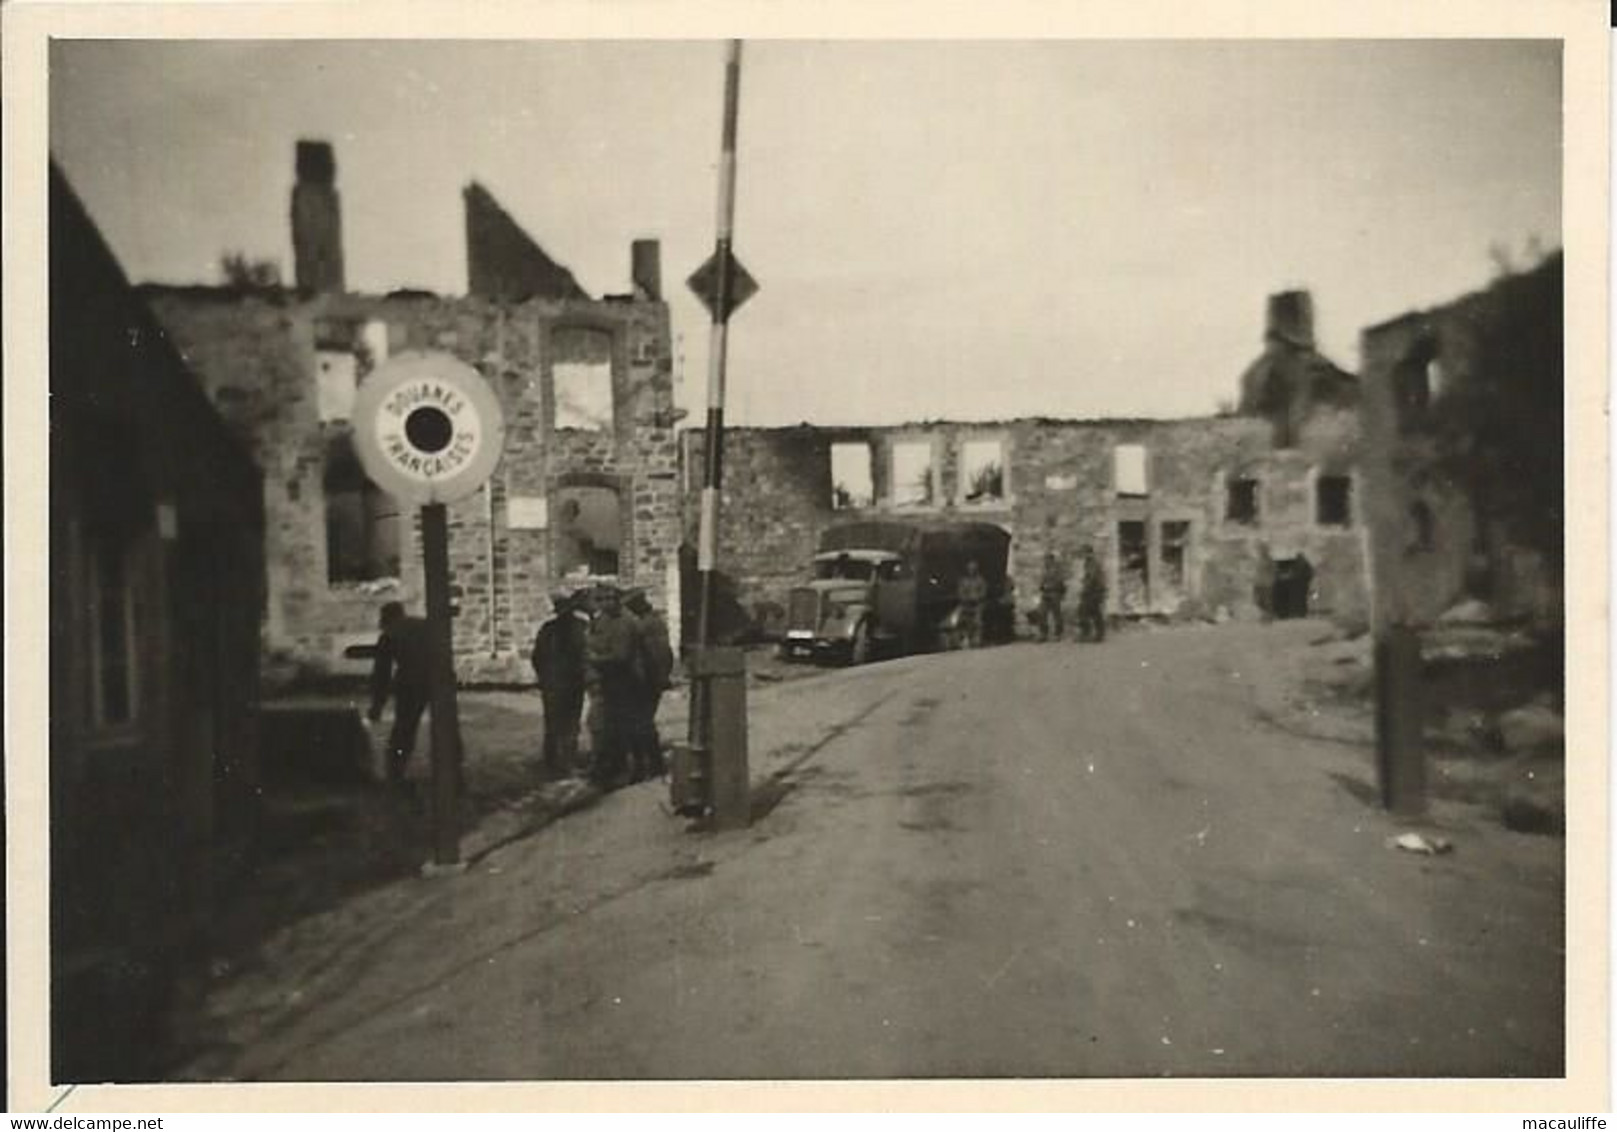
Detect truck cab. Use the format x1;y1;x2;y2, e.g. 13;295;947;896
781;550;906;664
781;521;1012;664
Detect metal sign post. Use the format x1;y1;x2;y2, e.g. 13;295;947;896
352;351;506;869
680;39;756;830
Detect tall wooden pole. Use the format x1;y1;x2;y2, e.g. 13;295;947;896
421;502;463;865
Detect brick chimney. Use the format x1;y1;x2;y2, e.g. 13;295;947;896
292;140;345;294
631;239;662;301
1265;290;1314;350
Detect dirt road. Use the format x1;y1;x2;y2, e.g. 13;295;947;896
195;622;1564;1081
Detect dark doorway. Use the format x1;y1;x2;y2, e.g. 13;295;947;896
1271;554;1314;619
1116;520;1149;614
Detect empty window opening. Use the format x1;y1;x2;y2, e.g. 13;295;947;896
325;438;403;583
1226;476;1260;525
1316;475;1353;526
831;442;875;510
962;439;1006;505
359;319;391;371
1160;521;1190;592
1425;357;1446;401
1116;520;1150;614
316;350;359;423
1409;499;1436;553
891;441;935;508
1114;445;1149;497
1271;555;1314;620
1393;344;1436;432
88;533;139;729
552;326;615;432
555;484;624;577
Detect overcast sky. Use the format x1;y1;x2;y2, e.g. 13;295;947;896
50;39;1560;425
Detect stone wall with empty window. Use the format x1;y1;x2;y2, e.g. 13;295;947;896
686;413;1368;631
1356;253;1562;630
145;284;678;683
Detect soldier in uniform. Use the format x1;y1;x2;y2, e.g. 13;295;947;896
1038;551;1068;642
625;588;675;782
1076;545;1108;642
956;558;989;649
531;590;589;779
366;601;432;791
585;584;638;790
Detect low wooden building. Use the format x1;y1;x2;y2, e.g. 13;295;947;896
49;165;265;1081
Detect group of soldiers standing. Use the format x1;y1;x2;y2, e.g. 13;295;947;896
369;549;1102;795
367;585;675;799
949;546;1109;650
1035;546;1108;643
531;584;675;790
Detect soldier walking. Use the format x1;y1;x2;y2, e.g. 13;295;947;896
1076;545;1108;642
957;559;988;649
366;601;431;793
585;584;638;790
531;590;588;779
625;588;675;783
1038;551;1068;642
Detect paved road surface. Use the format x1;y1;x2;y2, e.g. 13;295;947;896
210;623;1564;1081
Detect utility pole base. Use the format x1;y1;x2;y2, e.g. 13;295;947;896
676;646;751;830
1375;624;1426;815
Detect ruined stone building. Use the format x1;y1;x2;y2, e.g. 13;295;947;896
1238;290;1360;447
144;142;679;684
138;139;1553;676
1357;253;1564;633
686;294;1368;636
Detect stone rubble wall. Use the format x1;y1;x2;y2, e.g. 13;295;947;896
684;408;1368;633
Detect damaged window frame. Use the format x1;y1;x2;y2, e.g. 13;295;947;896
547;322;621;435
1393;334;1440;434
552;475;628;580
315;349;359;424
1113;443;1150;498
889;436;939;510
1314;471;1355;528
1225;474;1261;526
958;434;1010;509
323;434;404;585
315;316;391;425
1159;519;1192;593
830;440;876;511
1408;498;1437;554
1115;518;1151;609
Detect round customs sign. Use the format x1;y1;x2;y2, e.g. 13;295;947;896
352;351;506;505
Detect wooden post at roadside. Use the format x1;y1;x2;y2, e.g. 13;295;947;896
421;502;465;866
1375;623;1425;815
1358;328;1428;818
694;646;749;829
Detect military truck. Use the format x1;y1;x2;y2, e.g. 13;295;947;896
781;521;1014;664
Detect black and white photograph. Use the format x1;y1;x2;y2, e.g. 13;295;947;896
6;0;1608;1113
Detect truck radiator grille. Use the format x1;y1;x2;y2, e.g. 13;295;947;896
787;589;820;632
